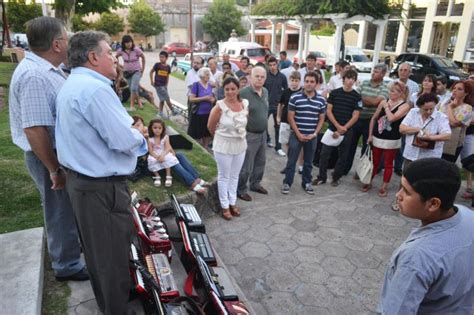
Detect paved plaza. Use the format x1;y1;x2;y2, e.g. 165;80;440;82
66;52;471;314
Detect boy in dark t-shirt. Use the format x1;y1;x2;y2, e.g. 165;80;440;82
150;51;174;117
314;69;362;186
277;70;302;174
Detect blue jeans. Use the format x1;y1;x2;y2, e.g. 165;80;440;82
266;106;281;150
284;132;317;187
172;153;200;187
25;151;84;277
394;136;405;172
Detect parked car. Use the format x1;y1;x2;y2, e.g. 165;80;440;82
390;53;468;87
177;52;215;74
218;41;272;68
344;46;372;73
293;51;327;68
161;42;191;55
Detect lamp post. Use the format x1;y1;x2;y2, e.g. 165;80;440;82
189;0;193;61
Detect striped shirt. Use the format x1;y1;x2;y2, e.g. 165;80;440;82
9;52;67;151
288;91;326;135
359;79;389;120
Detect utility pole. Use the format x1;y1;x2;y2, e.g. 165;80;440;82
189;0;193;61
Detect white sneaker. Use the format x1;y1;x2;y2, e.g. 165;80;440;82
276;149;286;157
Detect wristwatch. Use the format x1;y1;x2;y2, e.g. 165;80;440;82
50;167;61;177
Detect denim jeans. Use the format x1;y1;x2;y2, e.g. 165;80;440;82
25;151;84;277
345;118;370;175
172;152;200;186
284;132;317;187
394;136;405;172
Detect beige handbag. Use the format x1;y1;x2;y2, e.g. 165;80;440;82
356;147;373;185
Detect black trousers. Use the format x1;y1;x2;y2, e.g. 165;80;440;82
318;129;353;181
66;171;134;315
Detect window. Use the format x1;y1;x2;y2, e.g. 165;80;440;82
417;56;432;68
406;21;424;52
364;23;377;50
384;21;400;52
451;0;465;16
436;0;449;15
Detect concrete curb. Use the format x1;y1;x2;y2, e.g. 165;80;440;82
0;227;45;315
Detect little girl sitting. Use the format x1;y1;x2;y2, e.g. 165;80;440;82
146;118;209;194
147;118;178;187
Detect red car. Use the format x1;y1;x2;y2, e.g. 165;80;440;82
162;42;191;55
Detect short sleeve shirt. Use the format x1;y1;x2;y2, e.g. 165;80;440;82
116;47;143;72
191;81;213;115
279;88;302;123
326;87;362;131
359;80;389;120
288;91;326;135
401;108;451;160
152;63;171;87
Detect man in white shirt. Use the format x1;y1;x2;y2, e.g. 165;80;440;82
327;60;350;92
185;56;204;94
396;62;419;97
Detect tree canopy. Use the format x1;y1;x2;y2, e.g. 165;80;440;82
128;1;165;39
54;0;122;30
94;12;124;36
6;0;42;33
202;0;245;42
250;0;392;19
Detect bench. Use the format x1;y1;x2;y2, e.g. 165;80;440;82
170;98;189;121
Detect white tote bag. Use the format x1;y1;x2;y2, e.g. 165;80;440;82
356;147;373;185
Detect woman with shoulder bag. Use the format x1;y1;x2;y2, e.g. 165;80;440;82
365;81;411;197
116;35;145;111
188;67;215;150
208;77;248;220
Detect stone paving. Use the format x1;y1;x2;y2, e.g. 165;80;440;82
66;52;472;314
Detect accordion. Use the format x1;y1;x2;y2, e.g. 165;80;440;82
145;253;180;301
171;194;205;233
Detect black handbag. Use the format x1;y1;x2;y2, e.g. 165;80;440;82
123;70;137;79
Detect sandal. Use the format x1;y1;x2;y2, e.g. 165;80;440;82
221;208;232;220
153;176;161;187
192;183;207;195
199;179;210;187
165;176;173;187
378;188;388;197
361;184;372;192
229;205;240;217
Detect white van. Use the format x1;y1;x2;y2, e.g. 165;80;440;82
345;46;372;73
218;41;272;67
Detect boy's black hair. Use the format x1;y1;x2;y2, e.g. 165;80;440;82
416;93;439;107
148;118;166;140
436;75;448;86
304;71;321;83
404;158;461;212
306;54;316;61
267;56;277;64
240;56;250;63
222;61;232;69
343;69;358;81
279;51;287;56
159;50;168;58
339;60;350;68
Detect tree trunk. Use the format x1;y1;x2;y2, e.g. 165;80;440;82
55;0;75;31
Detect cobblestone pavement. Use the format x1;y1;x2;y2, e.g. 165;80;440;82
203;146;472;315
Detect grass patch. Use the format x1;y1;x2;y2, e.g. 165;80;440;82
0;62;17;87
170;71;185;81
42;253;71;315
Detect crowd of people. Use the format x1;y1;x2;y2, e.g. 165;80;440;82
8;15;474;315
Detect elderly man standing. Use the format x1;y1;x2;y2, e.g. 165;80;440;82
396;62;420;96
56;31;147;314
185;56;204;93
218;52;239;72
237;66;269;201
9;17;87;282
344;64;389;175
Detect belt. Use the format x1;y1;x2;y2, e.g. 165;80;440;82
66;168;127;182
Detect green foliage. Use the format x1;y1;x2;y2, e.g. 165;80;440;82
54;0;122;15
201;0;245;42
94;12;125;36
251;0;391;19
128;1;165;39
312;24;335;36
71;14;92;32
236;0;249;6
6;0;42;33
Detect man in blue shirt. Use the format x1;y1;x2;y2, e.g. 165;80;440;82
379;158;474;314
282;72;326;194
9;17;87;282
278;51;292;70
56;31;147;315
